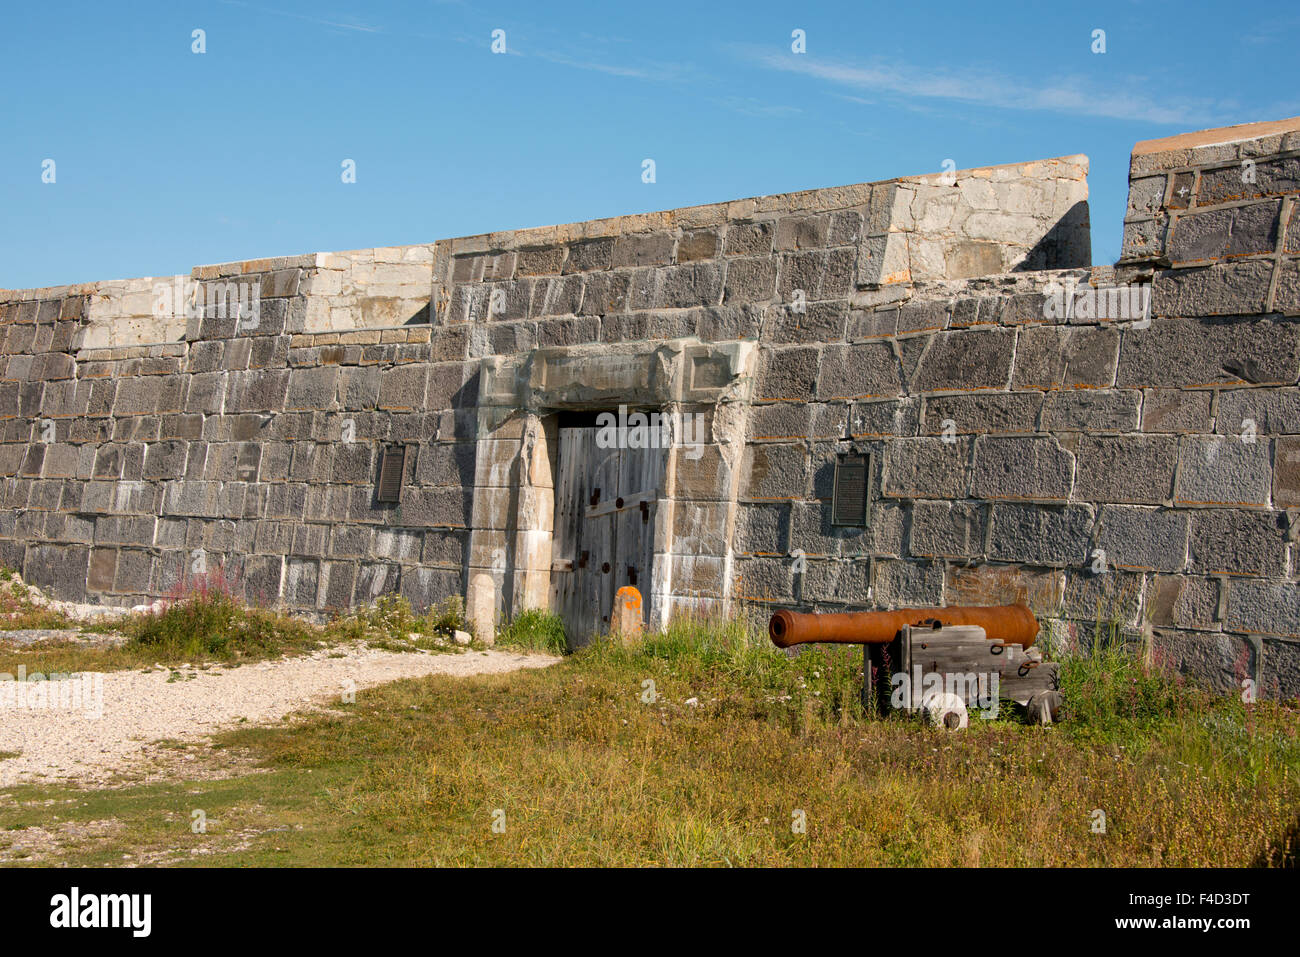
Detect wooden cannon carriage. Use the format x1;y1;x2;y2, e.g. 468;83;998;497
768;605;1063;727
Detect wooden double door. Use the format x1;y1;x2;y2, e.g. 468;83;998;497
551;420;664;646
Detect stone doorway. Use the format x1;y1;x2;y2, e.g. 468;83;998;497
465;337;757;647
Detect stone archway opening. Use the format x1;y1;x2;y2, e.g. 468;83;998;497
465;338;756;648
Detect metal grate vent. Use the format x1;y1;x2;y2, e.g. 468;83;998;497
376;445;407;504
831;451;872;527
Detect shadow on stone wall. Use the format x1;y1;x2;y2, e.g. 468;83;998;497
1014;200;1092;271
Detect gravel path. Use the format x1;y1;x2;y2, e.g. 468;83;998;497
0;645;558;788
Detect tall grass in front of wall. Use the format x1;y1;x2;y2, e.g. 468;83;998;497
0;565;475;674
489;603;871;726
127;566;320;662
574;606;873;730
606;599;1295;748
1047;588;1195;738
495;609;569;655
326;594;469;651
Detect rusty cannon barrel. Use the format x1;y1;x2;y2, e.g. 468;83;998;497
769;604;1038;650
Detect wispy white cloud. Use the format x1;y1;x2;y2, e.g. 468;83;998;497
1238;14;1300;44
526;49;801;121
714;95;802;119
532;51;649;78
739;45;1233;126
220;1;382;34
527;48;701;84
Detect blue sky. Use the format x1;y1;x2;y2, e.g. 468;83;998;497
3;0;1297;289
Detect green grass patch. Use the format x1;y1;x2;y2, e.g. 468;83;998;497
128;589;316;662
495;609;568;655
325;595;468;653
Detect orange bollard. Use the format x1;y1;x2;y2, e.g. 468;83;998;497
614;586;644;643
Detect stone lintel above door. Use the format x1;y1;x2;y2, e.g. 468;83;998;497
478;337;756;413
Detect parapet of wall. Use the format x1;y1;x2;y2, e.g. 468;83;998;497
865;157;1089;283
2;117;1298;699
197;246;435;332
1120;116;1300;305
0;246;437;356
430;153;1090;329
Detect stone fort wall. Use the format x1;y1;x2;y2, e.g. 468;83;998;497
2;116;1298;697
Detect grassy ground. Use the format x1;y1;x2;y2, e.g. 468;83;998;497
1;612;1296;867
